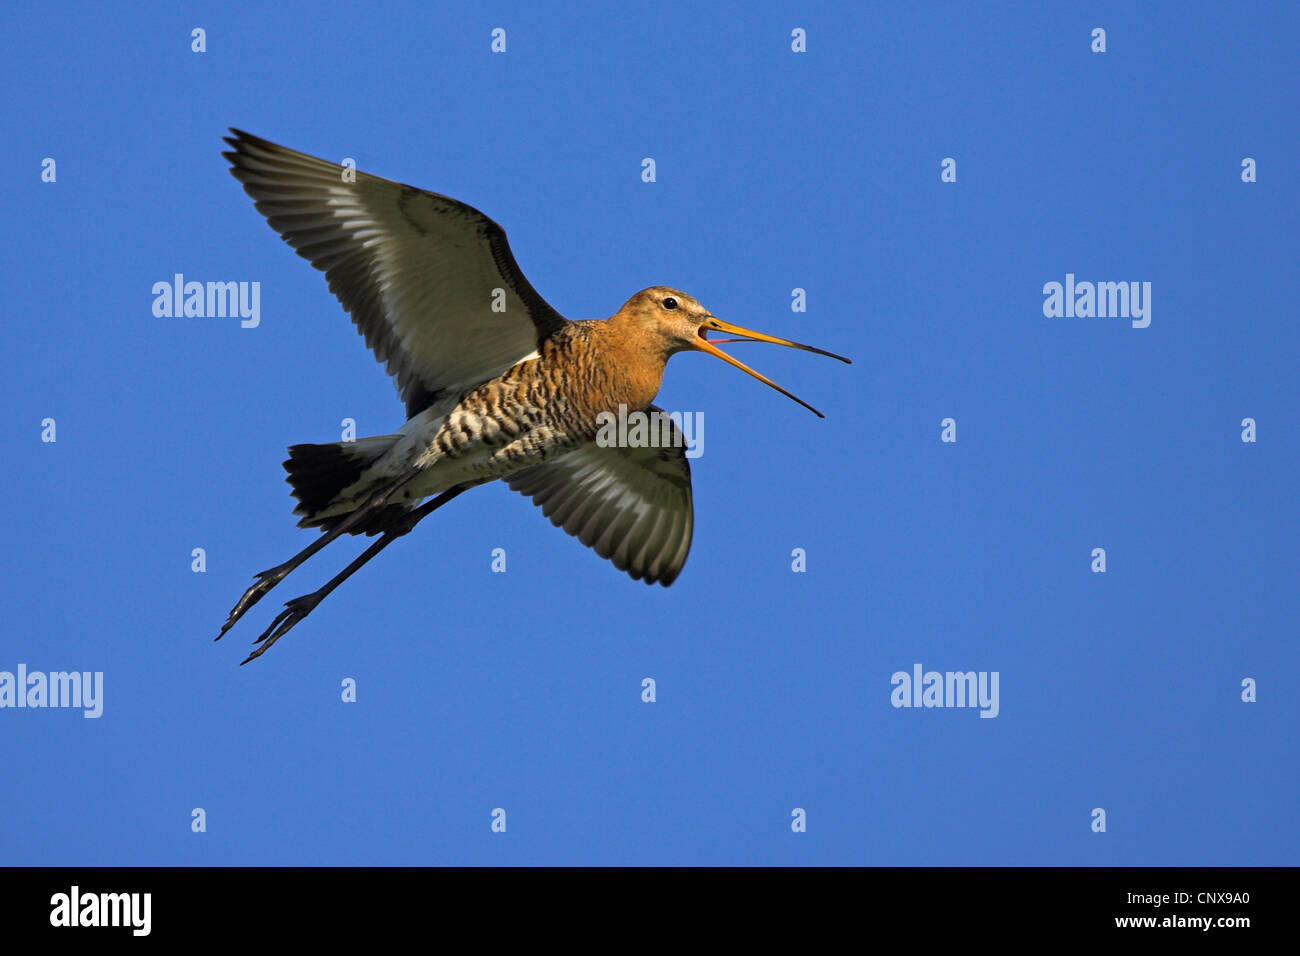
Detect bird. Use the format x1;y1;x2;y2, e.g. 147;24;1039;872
215;129;850;663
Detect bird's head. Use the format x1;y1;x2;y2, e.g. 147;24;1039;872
614;286;851;418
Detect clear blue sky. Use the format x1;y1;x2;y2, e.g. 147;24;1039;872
2;1;1295;865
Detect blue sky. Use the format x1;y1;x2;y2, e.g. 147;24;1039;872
2;1;1296;865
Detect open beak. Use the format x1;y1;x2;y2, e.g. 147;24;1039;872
694;317;852;418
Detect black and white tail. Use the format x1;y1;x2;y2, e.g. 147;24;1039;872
283;436;407;535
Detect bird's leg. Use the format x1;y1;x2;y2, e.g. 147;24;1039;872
216;468;422;641
238;484;472;665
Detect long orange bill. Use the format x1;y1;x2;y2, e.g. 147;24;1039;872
694;317;852;418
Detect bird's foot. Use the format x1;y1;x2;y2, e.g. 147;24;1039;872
215;563;295;641
239;591;324;665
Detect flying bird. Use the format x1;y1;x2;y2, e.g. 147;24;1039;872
216;129;850;662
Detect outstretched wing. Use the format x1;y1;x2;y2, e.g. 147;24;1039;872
506;411;694;586
223;129;568;417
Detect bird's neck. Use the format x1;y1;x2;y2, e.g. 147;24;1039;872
575;319;668;415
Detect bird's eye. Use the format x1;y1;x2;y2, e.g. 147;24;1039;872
662;297;678;310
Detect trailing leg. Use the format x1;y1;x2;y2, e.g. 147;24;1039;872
215;467;420;641
238;484;472;664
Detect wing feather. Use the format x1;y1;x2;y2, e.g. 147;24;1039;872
506;410;694;586
223;129;567;417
